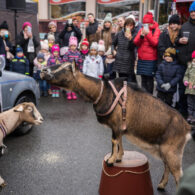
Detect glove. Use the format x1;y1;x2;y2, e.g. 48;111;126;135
161;83;171;91
184;81;189;86
99;75;103;79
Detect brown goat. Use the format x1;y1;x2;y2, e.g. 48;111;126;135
40;62;191;190
0;102;43;187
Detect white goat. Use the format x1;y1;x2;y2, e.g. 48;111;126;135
0;102;43;188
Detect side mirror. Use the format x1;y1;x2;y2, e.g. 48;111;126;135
0;55;5;77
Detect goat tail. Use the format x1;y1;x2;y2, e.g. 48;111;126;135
186;133;192;142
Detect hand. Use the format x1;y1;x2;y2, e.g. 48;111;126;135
179;37;188;45
5;46;9;51
96;26;102;33
189;82;193;89
161;83;171;91
112;50;117;56
141;28;149;36
28;32;32;38
125;32;132;40
184;81;189;86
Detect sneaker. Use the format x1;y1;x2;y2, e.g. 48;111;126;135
56;90;60;98
71;92;77;100
67;92;72;100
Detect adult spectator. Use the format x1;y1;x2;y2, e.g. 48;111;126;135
112;18;136;81
0;21;13;70
158;14;181;64
16;22;39;76
86;13;99;46
126;14;142;35
134;12;160;94
44;21;60;44
96;13;115;52
116;16;125;33
176;1;195;117
59;19;82;48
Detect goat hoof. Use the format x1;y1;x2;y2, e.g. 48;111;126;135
157;184;165;191
116;159;122;163
106;159;113;167
0;182;7;189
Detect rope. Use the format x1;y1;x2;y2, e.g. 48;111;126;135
102;161;150;177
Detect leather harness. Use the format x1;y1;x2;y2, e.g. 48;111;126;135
94;80;128;131
0;120;7;138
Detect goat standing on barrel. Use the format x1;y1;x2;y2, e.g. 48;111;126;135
0;102;43;188
40;62;191;190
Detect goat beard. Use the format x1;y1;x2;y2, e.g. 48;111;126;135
168;26;180;44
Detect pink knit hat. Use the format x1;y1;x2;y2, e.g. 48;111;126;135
192;51;195;59
51;44;60;54
22;22;32;30
69;36;78;47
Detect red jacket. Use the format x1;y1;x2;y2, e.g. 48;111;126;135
134;22;160;61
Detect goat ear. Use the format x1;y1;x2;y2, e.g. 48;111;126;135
14;105;24;112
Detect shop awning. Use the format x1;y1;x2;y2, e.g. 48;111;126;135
176;0;194;2
50;0;85;5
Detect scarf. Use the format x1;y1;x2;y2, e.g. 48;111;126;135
81;50;89;55
168;26;180;44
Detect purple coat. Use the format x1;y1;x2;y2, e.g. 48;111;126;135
47;55;62;67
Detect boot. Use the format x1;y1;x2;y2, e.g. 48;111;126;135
66;92;72;100
56;90;60;98
52;90;56;98
71;92;77;100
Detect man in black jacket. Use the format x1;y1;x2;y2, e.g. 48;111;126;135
86;13;98;46
176;1;195;117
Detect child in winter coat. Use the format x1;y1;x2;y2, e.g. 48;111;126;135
33;53;48;96
48;34;55;52
80;38;89;61
155;48;182;106
103;47;115;79
63;36;82;100
47;44;62;98
183;51;195;124
10;45;29;75
83;42;104;79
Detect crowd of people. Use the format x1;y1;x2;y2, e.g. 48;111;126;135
0;1;195;123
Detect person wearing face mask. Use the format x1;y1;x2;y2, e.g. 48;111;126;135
158;14;181;64
0;21;13;70
16;22;39;77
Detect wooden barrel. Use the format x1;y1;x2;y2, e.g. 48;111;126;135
99;151;154;195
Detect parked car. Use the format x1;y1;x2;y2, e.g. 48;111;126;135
0;56;40;134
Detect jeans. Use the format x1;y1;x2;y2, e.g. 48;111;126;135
38;80;48;92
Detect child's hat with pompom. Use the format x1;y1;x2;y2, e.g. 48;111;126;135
41;40;49;51
81;38;89;46
98;40;105;52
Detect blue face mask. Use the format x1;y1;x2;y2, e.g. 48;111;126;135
4;31;8;38
4;34;8;38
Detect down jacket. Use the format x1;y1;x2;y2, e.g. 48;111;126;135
156;60;183;93
112;29;136;74
134;22;160;61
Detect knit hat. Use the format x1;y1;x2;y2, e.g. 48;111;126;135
169;14;180;25
98;40;105;52
189;1;195;12
126;14;135;22
15;45;23;53
143;12;154;24
47;33;55;41
37;53;45;61
104;13;112;23
22;22;32;30
164;47;176;59
48;21;57;28
0;21;8;30
41;40;49;51
192;51;195;59
90;42;98;50
81;38;89;47
51;44;60;54
69;36;78;46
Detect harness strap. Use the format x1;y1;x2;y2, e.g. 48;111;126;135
94;81;104;105
0;120;7;138
96;81;128;131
